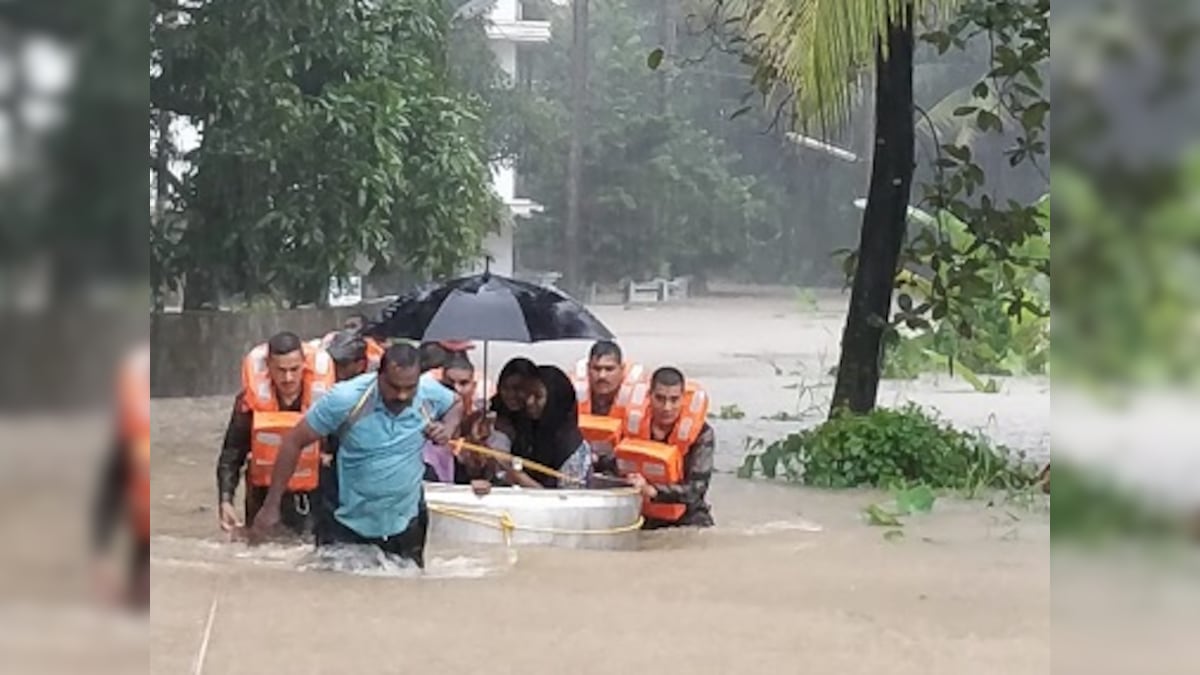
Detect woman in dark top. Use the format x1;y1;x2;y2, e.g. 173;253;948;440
457;357;539;485
508;365;591;488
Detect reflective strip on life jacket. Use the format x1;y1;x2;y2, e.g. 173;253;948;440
241;342;336;412
574;358;647;420
625;381;709;450
614;438;687;522
249;411;321;492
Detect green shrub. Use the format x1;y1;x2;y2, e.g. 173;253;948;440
1050;460;1187;544
738;404;1038;495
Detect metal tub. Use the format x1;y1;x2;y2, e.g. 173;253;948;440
425;483;644;551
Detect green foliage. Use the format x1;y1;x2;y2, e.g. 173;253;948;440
514;0;777;284
875;198;1049;386
152;0;498;307
739;404;1038;494
893;0;1051;354
1052;156;1200;386
717;0;960;133
863;484;937;536
824;1;1051;386
1050;461;1190;545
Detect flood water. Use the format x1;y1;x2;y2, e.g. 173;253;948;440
150;292;1050;674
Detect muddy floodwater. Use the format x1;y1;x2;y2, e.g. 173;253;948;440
151;292;1050;674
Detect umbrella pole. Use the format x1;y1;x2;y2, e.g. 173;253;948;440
483;341;489;402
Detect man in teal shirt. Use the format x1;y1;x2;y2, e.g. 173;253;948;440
249;343;463;568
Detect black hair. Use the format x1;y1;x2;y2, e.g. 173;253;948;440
326;330;366;364
496;357;537;385
443;352;474;373
650;366;685;389
525;365;584;487
418;342;448;372
381;343;420;371
343;313;369;330
267;331;304;356
588;340;623;363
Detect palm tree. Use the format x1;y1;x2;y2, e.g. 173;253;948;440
725;0;958;415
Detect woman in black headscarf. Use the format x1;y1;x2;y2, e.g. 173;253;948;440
508;365;591;488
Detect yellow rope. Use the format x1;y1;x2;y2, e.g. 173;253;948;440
428;503;644;537
450;438;582;486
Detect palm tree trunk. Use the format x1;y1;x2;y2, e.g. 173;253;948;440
829;6;915;416
564;0;589;296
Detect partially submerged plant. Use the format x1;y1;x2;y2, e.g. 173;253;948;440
738;403;1038;496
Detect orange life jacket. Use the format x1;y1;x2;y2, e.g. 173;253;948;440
616;383;710;522
248;411;322;492
573;359;647;420
240;343;334;492
578;413;623;458
118;344;151;541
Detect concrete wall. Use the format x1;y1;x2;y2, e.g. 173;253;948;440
150;302;390;398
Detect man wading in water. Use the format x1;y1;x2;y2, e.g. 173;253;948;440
249;343;463;568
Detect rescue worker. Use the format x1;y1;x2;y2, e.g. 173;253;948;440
577;340;644;474
91;342;151;610
625;367;715;529
576;340;642;418
216;331;334;538
248;344;463;569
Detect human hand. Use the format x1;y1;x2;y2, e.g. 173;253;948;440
424;421;452;445
468;412;496;443
627;473;657;499
470;479;492;497
246;504;281;545
218;501;244;533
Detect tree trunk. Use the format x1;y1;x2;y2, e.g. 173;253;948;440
829;7;915;417
152;108;171;312
564;0;589;296
655;0;676;115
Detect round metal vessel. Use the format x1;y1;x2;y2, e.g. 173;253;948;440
425;483;644;551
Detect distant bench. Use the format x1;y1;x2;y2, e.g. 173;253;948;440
625;276;690;305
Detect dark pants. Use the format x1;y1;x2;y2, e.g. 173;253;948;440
315;504;429;569
246;486;317;537
643;507;715;530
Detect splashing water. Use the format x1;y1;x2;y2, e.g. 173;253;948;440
298;544;517;579
151;536;516;580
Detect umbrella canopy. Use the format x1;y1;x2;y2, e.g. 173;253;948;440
369;272;614;344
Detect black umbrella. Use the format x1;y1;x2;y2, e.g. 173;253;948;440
367;273;614;399
369;272;613;344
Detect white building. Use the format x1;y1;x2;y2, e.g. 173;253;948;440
462;0;552;277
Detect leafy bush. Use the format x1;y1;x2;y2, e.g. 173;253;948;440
875;197;1050;389
1050;460;1189;544
738;404;1038;495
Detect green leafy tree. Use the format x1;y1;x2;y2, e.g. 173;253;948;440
516;0;768;286
721;0;957;414
153;0;498;308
